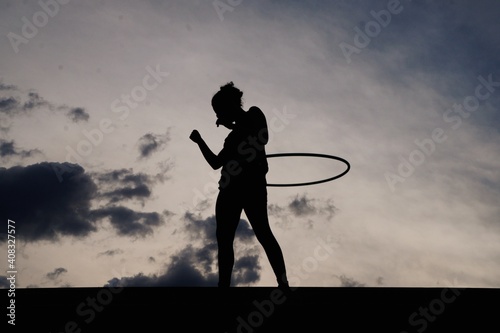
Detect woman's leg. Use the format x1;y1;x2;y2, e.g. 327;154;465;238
243;188;288;286
215;189;242;287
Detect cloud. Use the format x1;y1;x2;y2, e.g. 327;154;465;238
90;169;171;237
105;244;260;287
0;139;41;159
183;211;255;244
0;81;87;127
92;166;173;204
91;206;164;238
0;276;9;289
92;168;154;204
0;97;19;115
270;194;338;225
137;128;171;159
103;185;151;204
22;92;51;111
233;255;261;286
106;210;263;287
155;159;174;183
289;195;317;216
106;245;218;287
97;249;124;257
0;87;52;119
66;107;90;123
182;211;217;241
46;267;68;280
335;274;366;287
0;82;17;91
0;162;98;243
0;162;169;243
268;203;285;216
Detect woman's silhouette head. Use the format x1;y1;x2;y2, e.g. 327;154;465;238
212;82;244;128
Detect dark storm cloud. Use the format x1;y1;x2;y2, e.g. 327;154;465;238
0;163;168;243
0;139;41;159
93;168;154;204
233;255;261;286
105;244;260;287
46;267;68;280
0;97;19;114
182;211;259;279
88;168;170;237
182;211;217;241
0;162;98;243
1;140;19;157
178;209;263;286
137;128;171;159
289;195;317;216
106;210;263;287
67;107;90;123
91;206;164;238
106;245;218;287
0;80;87;125
95;168;151;184
92;165;173;204
183;211;255;243
0;85;51;117
270;194;338;221
102;184;151;204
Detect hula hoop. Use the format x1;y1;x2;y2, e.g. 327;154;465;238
265;153;350;187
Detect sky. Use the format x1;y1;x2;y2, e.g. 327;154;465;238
0;0;499;289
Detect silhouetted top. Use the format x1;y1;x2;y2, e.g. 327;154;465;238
217;106;269;189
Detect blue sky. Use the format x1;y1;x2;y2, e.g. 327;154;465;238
1;0;499;288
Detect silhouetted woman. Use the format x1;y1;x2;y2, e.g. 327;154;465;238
190;82;289;288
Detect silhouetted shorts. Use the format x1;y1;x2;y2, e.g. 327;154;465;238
216;176;268;221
